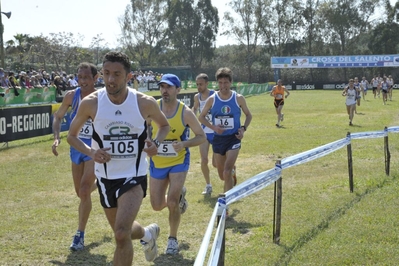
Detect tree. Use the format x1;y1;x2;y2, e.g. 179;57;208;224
368;0;399;55
301;0;324;81
319;0;380;55
120;0;168;67
26;36;52;70
166;0;219;73
89;34;109;67
47;32;89;73
223;0;266;83
5;33;33;68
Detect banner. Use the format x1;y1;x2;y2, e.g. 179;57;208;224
0;86;56;106
0;105;52;142
271;54;399;68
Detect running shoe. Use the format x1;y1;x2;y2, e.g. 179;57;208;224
141;223;160;262
165;238;179;255
70;232;84;251
201;185;212;195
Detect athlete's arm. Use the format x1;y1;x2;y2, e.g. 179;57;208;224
270;86;276;97
192;93;200;115
67;94;102;161
284;87;290;98
52;90;74;156
138;94;170;156
173;107;205;153
237;94;252;139
198;96;223;134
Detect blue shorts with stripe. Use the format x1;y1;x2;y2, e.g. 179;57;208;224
149;153;190;180
212;134;241;156
70;146;92;164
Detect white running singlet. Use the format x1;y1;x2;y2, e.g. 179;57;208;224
92;88;148;180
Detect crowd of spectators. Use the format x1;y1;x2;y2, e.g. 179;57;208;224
0;67;164;98
0;67;82;96
129;70;162;89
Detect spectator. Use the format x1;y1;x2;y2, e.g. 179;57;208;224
40;73;50;87
1;72;10;88
30;75;42;88
8;71;20;96
19;72;27;88
54;76;65;96
68;75;78;88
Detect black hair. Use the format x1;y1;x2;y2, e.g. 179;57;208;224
77;62;98;77
215;67;233;82
196;73;209;82
103;51;131;74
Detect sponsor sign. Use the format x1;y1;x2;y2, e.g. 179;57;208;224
271;54;399;68
154;92;195;108
0;105;52;142
296;84;315;90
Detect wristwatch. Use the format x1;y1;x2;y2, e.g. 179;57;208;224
241;126;247;131
152;139;160;148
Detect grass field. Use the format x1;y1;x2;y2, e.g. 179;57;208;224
1;90;399;265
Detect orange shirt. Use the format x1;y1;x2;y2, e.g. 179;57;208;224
273;85;285;99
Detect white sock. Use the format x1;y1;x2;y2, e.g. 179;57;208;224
141;228;152;242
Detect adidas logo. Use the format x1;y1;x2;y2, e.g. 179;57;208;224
115;110;122;115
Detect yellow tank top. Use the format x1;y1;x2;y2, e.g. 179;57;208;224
151;100;189;168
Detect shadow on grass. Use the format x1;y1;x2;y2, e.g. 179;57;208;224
49;235;112;266
274;174;398;266
201;194;262;233
152;246;195;265
202;193;219;209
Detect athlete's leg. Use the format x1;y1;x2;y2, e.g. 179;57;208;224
106;185;144;265
213;152;226;182
223;149;240;192
164;171;187;239
150;176;169;211
79;160;96;232
199;141;211;186
71;161;94;233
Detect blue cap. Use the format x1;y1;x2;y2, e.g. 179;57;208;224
157;74;181;88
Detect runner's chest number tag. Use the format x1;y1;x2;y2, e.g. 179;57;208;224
157;140;178;157
79;120;93;139
103;134;138;159
215;115;234;129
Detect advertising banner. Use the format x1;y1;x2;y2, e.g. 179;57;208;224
271;54;399;68
0;86;56;106
0;105;52;142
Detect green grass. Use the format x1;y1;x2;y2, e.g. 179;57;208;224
1;90;399;265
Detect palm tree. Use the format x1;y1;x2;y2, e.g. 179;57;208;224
5;33;32;67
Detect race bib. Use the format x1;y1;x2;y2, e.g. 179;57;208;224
103;134;139;159
157;140;178;157
215;115;234;129
79;120;93;139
